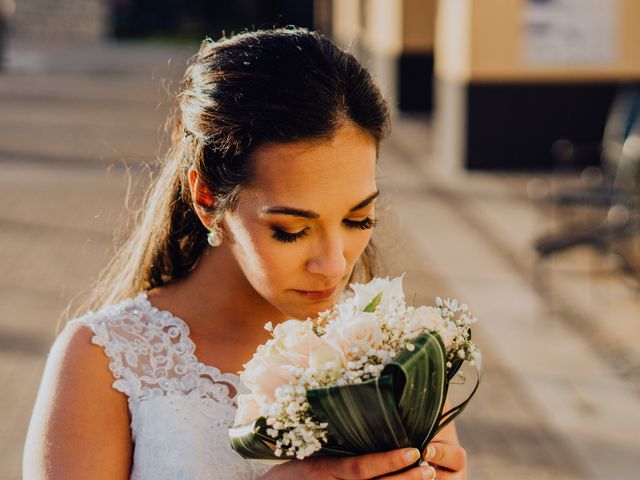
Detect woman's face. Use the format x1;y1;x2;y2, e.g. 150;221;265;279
222;123;378;320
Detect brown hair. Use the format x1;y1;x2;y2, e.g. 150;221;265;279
72;27;390;320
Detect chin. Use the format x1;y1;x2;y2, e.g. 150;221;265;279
279;299;335;320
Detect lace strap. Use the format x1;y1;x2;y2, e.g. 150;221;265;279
66;298;148;401
65;294;241;406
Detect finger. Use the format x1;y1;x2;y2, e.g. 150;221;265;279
431;466;466;480
423;443;467;472
328;448;422;479
381;464;437;480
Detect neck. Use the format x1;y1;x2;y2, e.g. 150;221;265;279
147;244;289;346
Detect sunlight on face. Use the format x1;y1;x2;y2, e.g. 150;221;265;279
223;123;378;320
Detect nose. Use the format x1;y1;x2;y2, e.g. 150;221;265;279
306;231;347;281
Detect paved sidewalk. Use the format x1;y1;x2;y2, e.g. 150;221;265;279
1;41;639;479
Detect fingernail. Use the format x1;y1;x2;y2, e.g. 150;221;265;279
425;445;436;460
421;465;436;479
404;448;421;462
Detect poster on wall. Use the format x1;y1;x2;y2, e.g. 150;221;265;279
522;0;618;66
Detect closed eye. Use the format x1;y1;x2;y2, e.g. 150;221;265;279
271;227;309;243
343;217;378;230
270;217;378;243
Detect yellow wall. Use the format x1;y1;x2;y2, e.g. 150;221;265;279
402;0;437;53
437;0;640;83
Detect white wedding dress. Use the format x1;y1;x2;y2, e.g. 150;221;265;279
65;293;277;479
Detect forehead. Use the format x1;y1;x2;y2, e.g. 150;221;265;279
245;124;378;209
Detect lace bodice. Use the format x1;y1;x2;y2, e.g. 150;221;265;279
66;293;279;479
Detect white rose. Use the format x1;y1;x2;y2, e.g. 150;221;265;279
324;311;382;357
252;339;291;367
272;319;325;368
234;394;262;425
308;338;347;371
241;340;297;401
241;360;297;402
407;306;444;334
350;275;405;313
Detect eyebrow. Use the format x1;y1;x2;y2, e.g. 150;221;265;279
260;190;380;219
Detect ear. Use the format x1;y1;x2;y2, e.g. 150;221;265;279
188;167;216;228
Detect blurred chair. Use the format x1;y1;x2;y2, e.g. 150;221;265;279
0;0;16;71
534;86;640;278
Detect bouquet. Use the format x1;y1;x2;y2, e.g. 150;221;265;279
229;275;481;463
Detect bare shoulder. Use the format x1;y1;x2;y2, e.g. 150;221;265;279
23;321;133;479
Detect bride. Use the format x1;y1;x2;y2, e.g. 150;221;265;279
23;28;467;479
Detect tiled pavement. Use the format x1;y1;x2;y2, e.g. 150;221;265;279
1;41;639;479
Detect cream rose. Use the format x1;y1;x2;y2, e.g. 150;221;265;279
272;319;326;368
407;306;444;334
241;340;297;401
241;360;297;402
234;394;262;425
351;274;405;313
324;311;382;357
308;338;347;371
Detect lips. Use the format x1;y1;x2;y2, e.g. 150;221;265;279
293;286;337;301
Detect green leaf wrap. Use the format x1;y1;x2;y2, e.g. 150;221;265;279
229;418;278;460
306;373;411;454
382;332;447;450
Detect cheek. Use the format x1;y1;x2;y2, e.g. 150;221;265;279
227;217;302;290
252;236;304;283
225;216;266;278
345;229;373;266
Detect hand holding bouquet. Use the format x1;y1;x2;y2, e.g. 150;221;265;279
229;275;481;464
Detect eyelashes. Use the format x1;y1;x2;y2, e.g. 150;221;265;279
343;217;378;230
271;228;308;243
271;217;379;244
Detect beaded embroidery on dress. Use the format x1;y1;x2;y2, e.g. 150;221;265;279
66;293;276;480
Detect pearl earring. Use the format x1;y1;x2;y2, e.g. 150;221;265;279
207;224;223;247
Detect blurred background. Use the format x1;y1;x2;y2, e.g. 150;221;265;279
1;0;639;478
